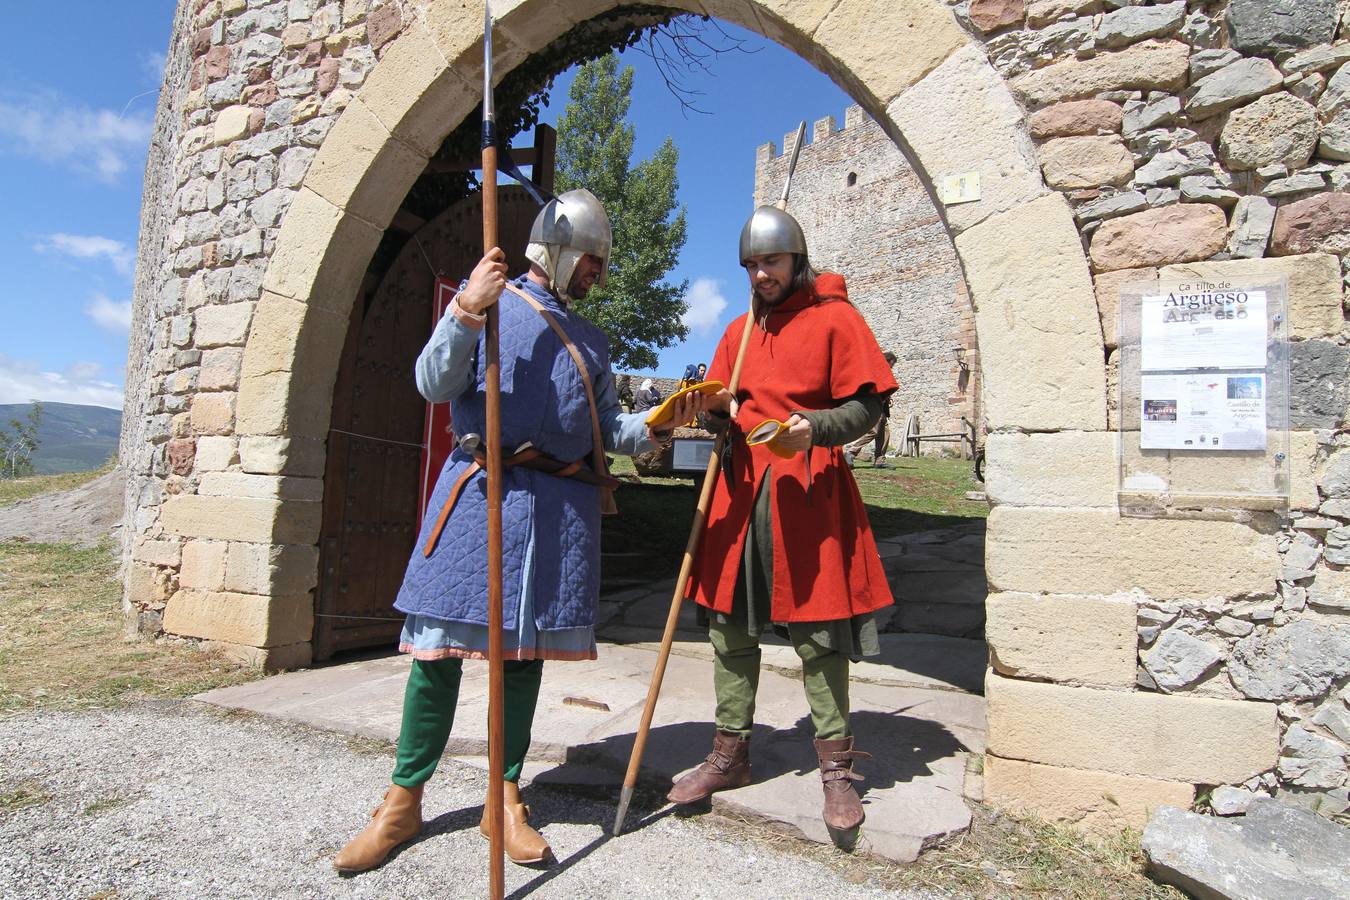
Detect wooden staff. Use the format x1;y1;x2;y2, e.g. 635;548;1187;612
481;3;505;896
612;123;809;836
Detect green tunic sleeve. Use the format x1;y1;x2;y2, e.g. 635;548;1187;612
794;393;884;447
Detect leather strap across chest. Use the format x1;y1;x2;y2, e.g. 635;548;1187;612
503;282;617;516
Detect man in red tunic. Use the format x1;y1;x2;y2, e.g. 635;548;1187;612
668;205;897;837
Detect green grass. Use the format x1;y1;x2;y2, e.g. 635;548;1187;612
601;453;985;588
0;540;258;712
0;463;111;507
0;781;52;813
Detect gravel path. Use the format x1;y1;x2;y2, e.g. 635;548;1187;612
0;469;123;545
0;703;935;899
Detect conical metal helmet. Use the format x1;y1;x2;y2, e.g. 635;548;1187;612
525;188;612;293
738;205;807;265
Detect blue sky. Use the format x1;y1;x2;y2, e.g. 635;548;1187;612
0;4;853;409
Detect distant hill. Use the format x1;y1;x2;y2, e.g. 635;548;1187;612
0;402;122;474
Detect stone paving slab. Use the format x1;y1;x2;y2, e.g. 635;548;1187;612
197;641;983;864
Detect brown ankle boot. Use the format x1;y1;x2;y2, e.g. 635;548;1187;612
479;781;552;865
667;730;752;804
333;784;424;874
815;737;872;832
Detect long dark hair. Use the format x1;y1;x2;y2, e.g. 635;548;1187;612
791;254;818;298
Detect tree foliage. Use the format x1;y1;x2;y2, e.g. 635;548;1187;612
555;54;689;371
1;401;42;479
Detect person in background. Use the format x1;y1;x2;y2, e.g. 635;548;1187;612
634;378;662;412
844;350;897;468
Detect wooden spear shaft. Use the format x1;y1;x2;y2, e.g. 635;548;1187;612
481;3;505;896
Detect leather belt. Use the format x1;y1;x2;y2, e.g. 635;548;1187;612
422;446;622;558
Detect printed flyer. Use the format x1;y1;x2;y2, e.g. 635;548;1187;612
1140;372;1266;450
1139;288;1267;371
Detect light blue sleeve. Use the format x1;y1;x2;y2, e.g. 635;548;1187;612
414;301;482;404
596;368;654;455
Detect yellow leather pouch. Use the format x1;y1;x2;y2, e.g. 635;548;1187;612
644;380;726;428
745;418;798;458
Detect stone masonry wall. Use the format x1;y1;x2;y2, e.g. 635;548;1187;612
961;0;1350;823
122;0;407;669
754;108;978;454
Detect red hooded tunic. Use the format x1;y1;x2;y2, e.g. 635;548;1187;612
687;272;898;622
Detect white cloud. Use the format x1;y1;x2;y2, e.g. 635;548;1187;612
0;94;153;183
140;51;167;86
680;277;728;335
36;233;134;276
0;356;123;409
86;293;133;333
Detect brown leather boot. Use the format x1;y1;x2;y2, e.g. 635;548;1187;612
815;737;872;832
479;781;552;866
333;784;424;874
667;730;752;804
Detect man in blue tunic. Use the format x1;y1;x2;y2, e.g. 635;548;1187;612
334;190;707;873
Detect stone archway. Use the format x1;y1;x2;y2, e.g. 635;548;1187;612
149;0;1289;832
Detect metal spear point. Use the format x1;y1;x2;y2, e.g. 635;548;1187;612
480;2;506;897
612;126;808;836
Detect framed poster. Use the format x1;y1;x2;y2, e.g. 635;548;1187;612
1116;274;1290;515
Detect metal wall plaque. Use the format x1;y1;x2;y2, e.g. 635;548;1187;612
1117;274;1290;516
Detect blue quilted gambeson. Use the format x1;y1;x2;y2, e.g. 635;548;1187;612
395;279;612;632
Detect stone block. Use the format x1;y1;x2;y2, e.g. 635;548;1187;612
194;302;254;347
967;0;1024;34
259;186;382;311
224;541;320;596
887;45;1047;234
1227;0;1338;55
1012;40;1189;107
986;672;1279;783
985;507;1279;600
238;435;327;477
133;537;182;568
302;97;427;228
236;367;336;438
1142;799;1350;900
195;435;235;471
189;392;235;436
1228;195;1277;259
160;494;322;544
1158;253;1343;341
199;347;243;391
198;472;324;501
125;562;166;608
1025;0;1096;28
1289;340;1350;429
1094;266;1158;348
984;431;1117;508
1028;99;1123;139
213;105;252;145
202;638;313;672
1089;204;1228;271
1142;628;1224;692
985;755;1194;834
1229;618;1350;701
239;292;349;380
1185;57;1284;120
1039;135;1134;189
1217;92;1318;172
1096;1;1185;50
813;0;967;108
1271;192;1350;256
986;592;1137;687
954;194;1105;431
164;589;313;648
180;540;228;591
